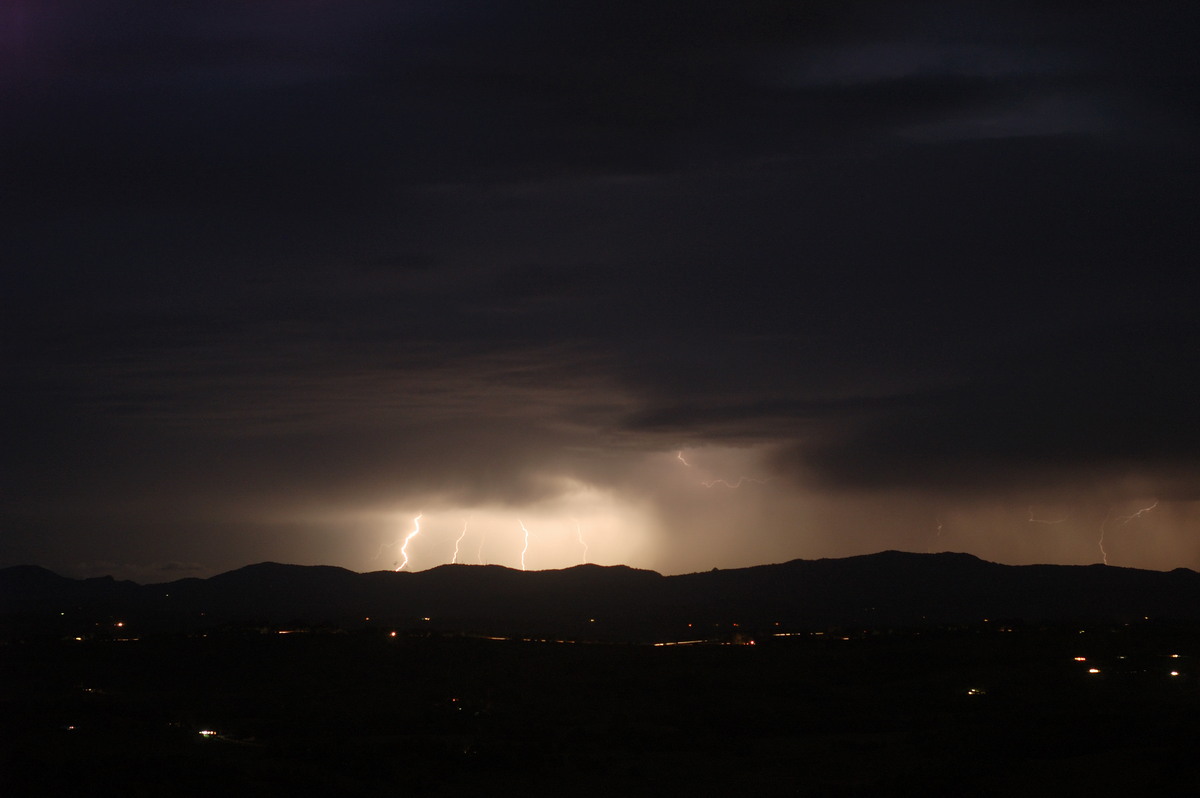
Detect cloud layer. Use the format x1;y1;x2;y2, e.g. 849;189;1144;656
4;2;1199;578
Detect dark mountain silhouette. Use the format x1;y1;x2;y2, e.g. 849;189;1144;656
4;552;1200;641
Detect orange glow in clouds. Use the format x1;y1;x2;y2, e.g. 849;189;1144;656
372;479;655;572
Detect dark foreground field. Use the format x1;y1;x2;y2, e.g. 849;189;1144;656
3;624;1198;797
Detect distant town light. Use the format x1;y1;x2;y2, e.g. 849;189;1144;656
389;631;397;637
199;730;217;737
1088;668;1101;674
1074;657;1087;661
1170;671;1180;677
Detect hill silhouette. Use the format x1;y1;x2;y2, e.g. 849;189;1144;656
4;552;1200;641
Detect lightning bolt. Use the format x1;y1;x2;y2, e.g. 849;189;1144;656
476;529;487;565
701;477;769;488
451;518;469;565
1118;500;1158;525
573;518;589;565
394;513;423;572
518;519;530;571
1028;506;1068;524
1097;508;1111;565
676;448;769;490
1097;500;1159;566
927;515;945;553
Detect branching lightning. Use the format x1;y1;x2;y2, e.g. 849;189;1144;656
394;513;423;572
518;519;530;571
675;448;769;490
1118;500;1159;525
1097;500;1159;566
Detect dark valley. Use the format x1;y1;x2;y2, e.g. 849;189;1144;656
3;552;1199;796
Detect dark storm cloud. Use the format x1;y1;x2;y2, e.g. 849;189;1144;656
4;1;1200;574
773;320;1200;495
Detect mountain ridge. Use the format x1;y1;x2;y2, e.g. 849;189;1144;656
5;551;1200;641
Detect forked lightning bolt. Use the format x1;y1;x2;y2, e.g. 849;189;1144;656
1098;500;1159;566
394;513;423;572
677;451;691;467
1118;500;1158;525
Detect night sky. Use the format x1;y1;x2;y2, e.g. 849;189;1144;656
4;1;1199;581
